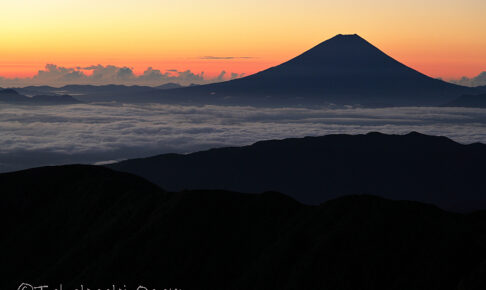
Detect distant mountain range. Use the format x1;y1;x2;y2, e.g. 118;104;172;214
142;34;477;106
155;82;184;89
109;132;486;212
14;85;159;103
0;88;28;102
0;88;80;104
1;164;486;290
4;34;480;107
13;84;188;103
444;93;486;108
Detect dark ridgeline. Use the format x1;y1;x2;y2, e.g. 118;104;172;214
13;85;59;96
1;165;486;290
109;132;486;212
145;34;476;106
445;93;486;108
11;83;188;103
14;83;186;103
14;85;160;103
30;94;80;104
0;88;31;102
155;82;184;90
0;88;80;104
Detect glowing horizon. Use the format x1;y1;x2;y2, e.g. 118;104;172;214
1;0;485;81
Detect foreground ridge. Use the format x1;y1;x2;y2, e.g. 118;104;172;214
109;131;486;211
1;164;486;289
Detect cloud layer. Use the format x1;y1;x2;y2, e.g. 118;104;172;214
450;71;486;87
0;64;246;87
1;103;486;172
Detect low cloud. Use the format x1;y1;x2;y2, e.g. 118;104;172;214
0;103;485;172
0;64;246;87
449;71;486;87
231;72;245;79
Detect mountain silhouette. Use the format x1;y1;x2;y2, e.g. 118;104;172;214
30;94;80;104
1;165;486;289
0;88;80;104
0;88;30;102
155;82;184;89
109;132;486;212
146;34;476;106
14;85;161;103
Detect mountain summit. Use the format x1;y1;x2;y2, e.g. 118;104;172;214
151;34;476;106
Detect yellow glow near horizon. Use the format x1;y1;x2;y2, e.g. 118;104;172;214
1;0;485;79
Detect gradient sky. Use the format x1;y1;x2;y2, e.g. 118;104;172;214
1;0;485;80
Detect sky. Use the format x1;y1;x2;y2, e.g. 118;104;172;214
1;0;485;82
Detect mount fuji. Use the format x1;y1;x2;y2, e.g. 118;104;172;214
149;34;477;106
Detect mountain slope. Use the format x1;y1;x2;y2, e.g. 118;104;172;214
109;132;486;211
1;165;486;289
146;34;475;106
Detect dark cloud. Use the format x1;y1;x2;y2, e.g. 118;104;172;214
215;70;226;82
117;67;135;80
82;65;103;70
199;56;255;60
449;71;486;87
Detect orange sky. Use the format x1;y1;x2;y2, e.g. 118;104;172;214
1;0;485;80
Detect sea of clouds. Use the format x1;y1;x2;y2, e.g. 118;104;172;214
1;103;486;172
